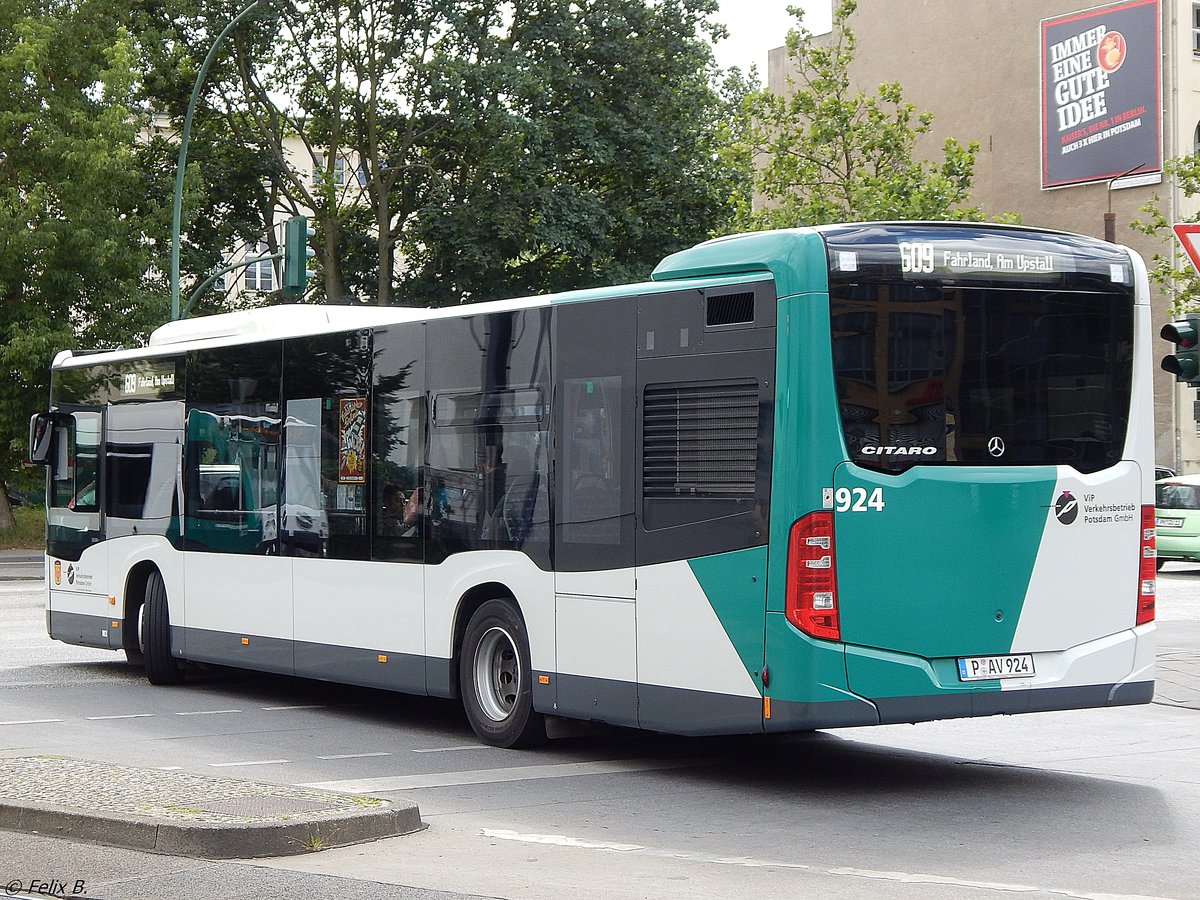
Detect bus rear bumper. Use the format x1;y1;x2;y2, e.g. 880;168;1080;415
870;679;1154;725
841;624;1155;726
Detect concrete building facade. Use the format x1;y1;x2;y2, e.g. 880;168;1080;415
769;0;1200;474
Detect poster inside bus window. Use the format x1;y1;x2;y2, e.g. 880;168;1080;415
339;397;367;483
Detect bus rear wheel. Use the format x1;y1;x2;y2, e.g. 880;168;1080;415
142;571;184;685
459;599;545;748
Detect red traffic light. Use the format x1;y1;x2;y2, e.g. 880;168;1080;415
1162;321;1198;348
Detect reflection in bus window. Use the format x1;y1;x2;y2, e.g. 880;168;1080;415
51;413;101;512
183;410;280;553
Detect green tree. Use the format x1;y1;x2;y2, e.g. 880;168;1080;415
1130;154;1200;314
163;0;738;307
0;0;166;529
128;0;284;316
728;0;987;230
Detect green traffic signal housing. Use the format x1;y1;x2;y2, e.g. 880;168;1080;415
1161;314;1200;384
283;215;316;298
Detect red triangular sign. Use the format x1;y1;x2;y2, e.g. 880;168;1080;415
1173;223;1200;274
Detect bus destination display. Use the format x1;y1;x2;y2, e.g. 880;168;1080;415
898;241;1064;277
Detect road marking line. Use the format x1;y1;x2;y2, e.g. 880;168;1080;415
86;714;155;720
209;759;291;767
316;752;392;760
484;829;645;852
411;744;491;753
261;704;325;711
174;709;242;716
155;766;184;771
0;719;62;726
301;758;703;792
482;830;1182;900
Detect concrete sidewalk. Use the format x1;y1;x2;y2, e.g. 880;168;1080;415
0;550;41;582
0;756;421;859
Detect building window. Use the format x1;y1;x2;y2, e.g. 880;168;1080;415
1194;122;1200;155
313;153;346;186
1194;2;1200;56
244;242;274;292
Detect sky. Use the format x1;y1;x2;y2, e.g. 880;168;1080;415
710;1;833;75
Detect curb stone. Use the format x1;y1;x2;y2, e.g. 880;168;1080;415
0;756;422;859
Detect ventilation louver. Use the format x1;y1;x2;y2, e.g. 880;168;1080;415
643;380;759;498
706;292;755;327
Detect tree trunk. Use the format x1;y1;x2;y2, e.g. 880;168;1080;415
376;195;392;306
322;218;346;302
0;479;15;531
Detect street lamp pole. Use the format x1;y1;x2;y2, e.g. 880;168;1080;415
1104;162;1147;243
169;0;266;320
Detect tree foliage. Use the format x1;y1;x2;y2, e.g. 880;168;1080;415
1130;154;1200;315
0;0;166;526
157;0;739;306
0;0;746;521
727;0;990;230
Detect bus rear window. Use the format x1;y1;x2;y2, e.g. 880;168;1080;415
829;283;1133;474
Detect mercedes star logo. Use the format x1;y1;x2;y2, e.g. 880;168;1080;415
988;436;1006;457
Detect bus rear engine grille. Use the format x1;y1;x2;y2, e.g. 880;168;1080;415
642;379;759;498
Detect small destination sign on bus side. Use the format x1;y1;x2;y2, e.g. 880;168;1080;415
116;359;177;399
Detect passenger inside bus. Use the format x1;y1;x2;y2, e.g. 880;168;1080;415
381;483;422;537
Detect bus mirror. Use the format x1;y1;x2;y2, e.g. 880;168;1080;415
28;412;56;464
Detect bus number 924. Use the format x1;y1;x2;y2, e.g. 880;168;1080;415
834;487;885;512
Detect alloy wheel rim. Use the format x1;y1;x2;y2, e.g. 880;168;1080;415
474;626;520;722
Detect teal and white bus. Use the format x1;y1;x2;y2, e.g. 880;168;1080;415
28;223;1157;747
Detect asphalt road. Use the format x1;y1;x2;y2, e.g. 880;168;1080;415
1;575;1198;900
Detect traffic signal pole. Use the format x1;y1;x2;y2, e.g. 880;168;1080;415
181;253;281;320
169;0;267;321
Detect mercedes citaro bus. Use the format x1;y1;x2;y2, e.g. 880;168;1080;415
28;223;1156;747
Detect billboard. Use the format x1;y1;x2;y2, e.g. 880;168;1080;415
1040;0;1161;190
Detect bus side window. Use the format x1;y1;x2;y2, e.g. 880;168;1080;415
562;377;621;546
283;331;374;561
183;343;282;554
53;412;101;513
426;311;551;567
371;325;425;563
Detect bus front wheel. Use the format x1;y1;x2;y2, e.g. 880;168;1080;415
459;599;545;748
142;571;184;685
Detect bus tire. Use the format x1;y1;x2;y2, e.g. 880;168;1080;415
459;599;546;748
142;571;184;685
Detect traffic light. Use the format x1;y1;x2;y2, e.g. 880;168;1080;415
283;215;315;298
1161;315;1200;385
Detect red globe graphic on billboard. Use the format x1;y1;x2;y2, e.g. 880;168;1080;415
1098;31;1126;73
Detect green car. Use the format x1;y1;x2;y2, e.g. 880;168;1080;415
1155;474;1200;569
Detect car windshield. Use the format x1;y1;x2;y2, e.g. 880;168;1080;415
1156;482;1200;510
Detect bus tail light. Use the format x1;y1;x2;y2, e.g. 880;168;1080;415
786;512;840;641
1137;504;1156;625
